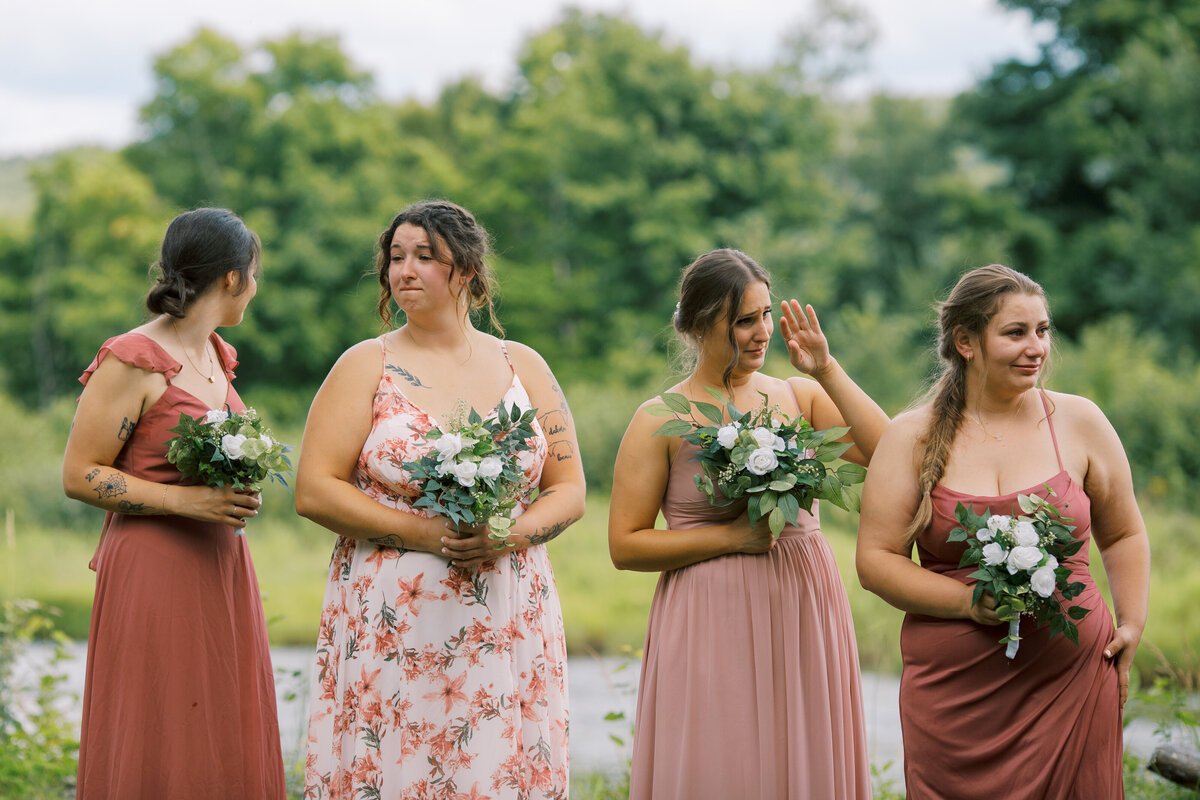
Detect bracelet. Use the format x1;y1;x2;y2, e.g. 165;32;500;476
161;485;169;515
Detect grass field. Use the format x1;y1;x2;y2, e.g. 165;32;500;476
5;487;1198;687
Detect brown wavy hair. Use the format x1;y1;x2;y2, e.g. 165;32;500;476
146;208;260;318
673;249;771;392
374;200;502;333
905;264;1047;540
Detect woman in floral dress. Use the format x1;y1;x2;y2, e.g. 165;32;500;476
297;200;585;800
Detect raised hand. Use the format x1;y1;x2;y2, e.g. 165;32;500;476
779;299;833;378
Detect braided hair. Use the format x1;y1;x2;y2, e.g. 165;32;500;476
904;264;1046;540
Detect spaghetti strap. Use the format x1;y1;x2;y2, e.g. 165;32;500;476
1039;390;1065;472
498;341;517;378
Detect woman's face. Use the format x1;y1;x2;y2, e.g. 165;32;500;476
223;260;258;326
971;291;1051;394
700;280;774;375
387;223;467;314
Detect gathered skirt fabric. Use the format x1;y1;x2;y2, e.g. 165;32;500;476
629;523;872;800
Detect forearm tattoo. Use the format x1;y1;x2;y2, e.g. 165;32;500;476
526;518;575;547
118;417;135;442
92;472;127;500
369;534;408;552
117;500;148;514
85;468;100;482
385;365;429;389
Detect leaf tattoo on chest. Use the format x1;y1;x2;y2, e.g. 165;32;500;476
385;364;430;389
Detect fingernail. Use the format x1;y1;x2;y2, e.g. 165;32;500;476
441;548;448;555
1104;650;1111;657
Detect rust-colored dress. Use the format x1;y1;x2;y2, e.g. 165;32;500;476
75;333;285;799
900;395;1123;799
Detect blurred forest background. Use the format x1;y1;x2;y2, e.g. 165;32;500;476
2;0;1199;682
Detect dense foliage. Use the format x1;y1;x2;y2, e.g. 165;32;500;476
0;3;1198;504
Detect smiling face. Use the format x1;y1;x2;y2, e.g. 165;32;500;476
701;280;774;376
387;223;468;314
965;291;1051;394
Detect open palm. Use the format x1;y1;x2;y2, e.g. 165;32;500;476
779;299;832;377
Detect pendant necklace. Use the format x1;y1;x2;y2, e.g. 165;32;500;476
971;391;1028;441
172;320;216;383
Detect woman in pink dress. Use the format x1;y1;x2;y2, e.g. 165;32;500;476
609;249;888;800
297;200;585;800
857;264;1150;798
62;208;285;798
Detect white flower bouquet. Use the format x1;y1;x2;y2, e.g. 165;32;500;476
403;402;539;548
165;408;293;533
948;490;1090;658
651;388;866;537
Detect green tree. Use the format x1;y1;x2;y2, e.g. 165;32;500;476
956;1;1200;353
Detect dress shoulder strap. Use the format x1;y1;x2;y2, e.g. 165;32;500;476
1038;390;1065;472
79;332;182;387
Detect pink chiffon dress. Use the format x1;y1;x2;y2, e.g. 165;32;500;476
628;439;872;800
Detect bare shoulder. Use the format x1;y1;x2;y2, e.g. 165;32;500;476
882;406;932;446
323;338;384;388
501;339;547;370
1041;389;1116;445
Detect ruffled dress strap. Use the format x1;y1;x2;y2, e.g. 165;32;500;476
210;331;239;380
79;332;183;386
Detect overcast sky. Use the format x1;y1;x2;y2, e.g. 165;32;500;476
0;0;1053;159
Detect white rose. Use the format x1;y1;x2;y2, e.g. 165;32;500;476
435;433;465;460
986;514;1012;534
976;527;994;543
772;435;786;452
220;433;248;460
204;409;229;424
1030;566;1057;598
750;427;777;448
745;447;779;476
478;455;504;479
1013;520;1039;547
1006;546;1043;573
260;433;273;450
717;424;739;449
1042;555;1059;571
982;542;1008;566
451;460;479;487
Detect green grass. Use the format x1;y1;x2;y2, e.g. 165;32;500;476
5;490;1199;681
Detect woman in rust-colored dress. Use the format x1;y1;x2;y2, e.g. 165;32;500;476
857;264;1149;799
63;208;284;799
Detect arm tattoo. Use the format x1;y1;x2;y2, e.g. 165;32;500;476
85;468;100;482
117;500;148;514
385;365;429;389
526;518;575;547
92;473;127;500
118;417;135;442
369;534;408;552
539;369;575;462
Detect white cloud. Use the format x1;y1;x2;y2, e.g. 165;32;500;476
0;0;1051;157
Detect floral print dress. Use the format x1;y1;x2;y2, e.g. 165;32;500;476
304;340;569;800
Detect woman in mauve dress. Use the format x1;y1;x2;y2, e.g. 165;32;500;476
609;248;887;800
63;208;285;799
857;264;1149;799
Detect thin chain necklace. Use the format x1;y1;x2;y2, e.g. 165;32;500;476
970;391;1028;441
171;320;216;383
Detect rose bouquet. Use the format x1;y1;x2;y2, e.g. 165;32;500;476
948;490;1090;658
651;388;866;537
165;408;293;533
403;402;539;548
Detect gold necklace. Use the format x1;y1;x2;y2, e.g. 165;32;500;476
970;392;1028;441
171;320;216;383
